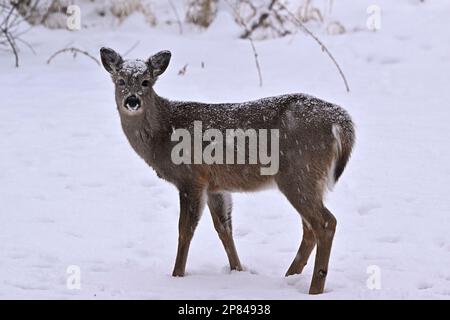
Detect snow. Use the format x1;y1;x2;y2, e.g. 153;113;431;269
1;0;450;299
121;59;148;76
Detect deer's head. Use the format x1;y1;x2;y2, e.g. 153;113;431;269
100;47;171;116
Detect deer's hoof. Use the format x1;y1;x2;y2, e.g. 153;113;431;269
285;265;304;277
285;270;300;277
308;288;324;295
172;270;185;277
309;282;325;295
231;265;244;272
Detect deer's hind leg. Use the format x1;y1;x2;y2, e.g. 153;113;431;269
285;220;316;276
207;192;242;271
277;175;337;295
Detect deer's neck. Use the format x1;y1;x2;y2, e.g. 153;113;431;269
120;91;172;166
144;92;171;135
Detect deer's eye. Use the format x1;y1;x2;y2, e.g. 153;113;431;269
141;80;149;87
117;79;125;86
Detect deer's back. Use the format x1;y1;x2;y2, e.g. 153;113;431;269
161;93;354;193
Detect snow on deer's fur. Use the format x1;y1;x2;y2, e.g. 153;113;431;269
100;47;355;294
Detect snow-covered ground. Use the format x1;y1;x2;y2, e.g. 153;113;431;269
1;0;450;299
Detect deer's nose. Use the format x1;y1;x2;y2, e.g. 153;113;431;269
125;95;141;111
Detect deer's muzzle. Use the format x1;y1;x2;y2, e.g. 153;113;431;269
124;95;141;111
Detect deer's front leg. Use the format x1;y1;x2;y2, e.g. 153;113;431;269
172;187;205;277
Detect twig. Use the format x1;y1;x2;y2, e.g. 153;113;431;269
123;40;140;57
47;47;100;66
224;0;263;87
40;0;58;25
248;37;263;87
0;5;15;29
16;37;36;55
241;0;277;39
168;0;183;35
2;29;19;67
277;1;350;92
178;64;188;76
1;1;38;66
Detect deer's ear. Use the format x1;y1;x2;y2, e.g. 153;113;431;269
148;50;171;78
100;47;123;74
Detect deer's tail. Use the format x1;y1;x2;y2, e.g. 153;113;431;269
328;120;355;189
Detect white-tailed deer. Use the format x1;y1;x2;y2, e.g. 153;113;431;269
100;47;355;294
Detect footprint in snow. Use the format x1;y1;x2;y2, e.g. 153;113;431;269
71;132;91;138
284;274;302;286
82;181;104;188
158;200;172;209
5;281;51;291
140;179;156;187
8;251;30;260
122;241;135;249
31;263;53;269
234;228;250;238
36;217;56;224
357;203;381;216
417;282;433;290
90;265;111;273
379;58;401;65
52;171;68;178
65;231;83;238
376;236;401;244
263;214;281;220
39;254;59;264
134;249;150;258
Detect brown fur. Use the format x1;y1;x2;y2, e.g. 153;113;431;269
100;47;355;294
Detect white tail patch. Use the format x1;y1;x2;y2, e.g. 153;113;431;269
325;124;343;191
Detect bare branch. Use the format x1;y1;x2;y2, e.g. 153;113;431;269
47;47;100;66
248;37;263;87
2;29;19;67
241;0;278;39
277;1;350;92
224;0;263;87
123;40;141;57
40;0;59;25
178;64;188;76
16;37;36;55
168;0;183;34
1;0;38;67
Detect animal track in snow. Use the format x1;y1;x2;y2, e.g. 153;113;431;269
36;217;56;224
90;265;111;273
379;58;401;65
357;203;381;216
234;228;251;238
140;179;156;187
82;181;104;188
8;251;30;260
376;236;401;244
5;280;51;291
417;282;433;290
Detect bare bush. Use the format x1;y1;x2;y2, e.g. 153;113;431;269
297;0;346;35
13;0;72;28
109;0;157;25
1;0;38;67
297;0;323;24
236;0;294;39
227;0;349;91
185;0;218;28
233;0;345;39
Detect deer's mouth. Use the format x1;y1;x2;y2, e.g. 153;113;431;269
124;95;141;111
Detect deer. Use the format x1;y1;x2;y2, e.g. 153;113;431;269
100;47;355;294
